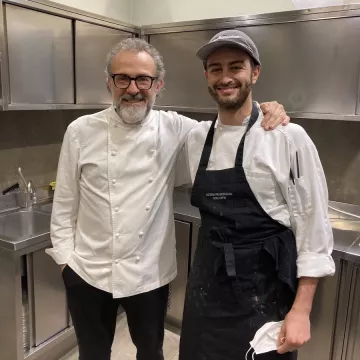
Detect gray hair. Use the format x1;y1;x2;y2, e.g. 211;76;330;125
105;38;165;81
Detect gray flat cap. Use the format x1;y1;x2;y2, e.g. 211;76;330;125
196;29;261;66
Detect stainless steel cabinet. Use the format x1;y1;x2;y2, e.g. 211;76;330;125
167;220;191;324
150;31;214;110
75;21;132;105
149;16;360;115
357;73;360;115
247;18;360;115
32;248;68;346
298;257;341;360
5;5;74;106
342;265;360;360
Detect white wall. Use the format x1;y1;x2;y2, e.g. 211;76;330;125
132;0;293;25
132;0;359;26
50;0;360;26
52;0;133;24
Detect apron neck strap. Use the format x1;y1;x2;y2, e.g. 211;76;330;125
234;102;259;167
197;113;218;169
197;102;259;170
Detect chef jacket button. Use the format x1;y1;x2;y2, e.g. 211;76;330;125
139;231;144;238
115;259;119;264
114;207;119;212
149;178;154;183
135;256;140;263
112;179;116;184
150;126;154;131
111;151;116;156
146;206;150;211
116;233;120;238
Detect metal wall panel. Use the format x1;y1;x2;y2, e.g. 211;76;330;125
6;5;74;105
150;17;360;115
75;21;132;105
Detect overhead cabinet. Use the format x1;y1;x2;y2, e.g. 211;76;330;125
1;1;139;110
5;4;74;107
148;16;360;117
75;21;133;105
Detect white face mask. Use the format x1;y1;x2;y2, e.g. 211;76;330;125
245;321;283;359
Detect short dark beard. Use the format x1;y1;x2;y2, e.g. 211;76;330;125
208;77;253;111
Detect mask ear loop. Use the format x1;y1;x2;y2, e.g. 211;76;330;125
245;347;255;360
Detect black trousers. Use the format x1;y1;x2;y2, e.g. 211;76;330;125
62;265;169;360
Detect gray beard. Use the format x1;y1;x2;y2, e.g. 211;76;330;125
117;103;150;124
115;96;155;124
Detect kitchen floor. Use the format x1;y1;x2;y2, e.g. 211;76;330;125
60;314;180;360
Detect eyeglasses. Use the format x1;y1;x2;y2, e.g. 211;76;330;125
111;74;158;90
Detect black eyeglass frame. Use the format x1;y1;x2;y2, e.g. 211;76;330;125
110;74;158;90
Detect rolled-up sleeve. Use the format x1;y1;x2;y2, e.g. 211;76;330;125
285;130;335;278
45;126;80;265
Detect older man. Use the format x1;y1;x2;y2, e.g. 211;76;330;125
178;30;335;360
47;38;289;360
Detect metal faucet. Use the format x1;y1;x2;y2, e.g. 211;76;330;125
18;167;37;210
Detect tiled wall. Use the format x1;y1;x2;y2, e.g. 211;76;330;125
0;109;97;193
180;112;360;205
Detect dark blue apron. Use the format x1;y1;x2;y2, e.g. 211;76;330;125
179;103;298;360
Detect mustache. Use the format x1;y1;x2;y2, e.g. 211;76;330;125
214;80;242;90
120;93;146;101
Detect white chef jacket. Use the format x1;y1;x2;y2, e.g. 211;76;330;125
178;105;335;278
47;106;201;298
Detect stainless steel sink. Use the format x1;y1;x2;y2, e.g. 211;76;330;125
34;202;53;214
0;210;50;241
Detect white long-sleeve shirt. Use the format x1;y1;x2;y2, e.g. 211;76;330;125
178;106;335;278
47;107;199;297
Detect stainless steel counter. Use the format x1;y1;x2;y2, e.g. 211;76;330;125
173;188;360;263
0;201;53;251
1;190;360;263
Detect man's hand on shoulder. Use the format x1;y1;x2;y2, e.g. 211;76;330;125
260;102;290;130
